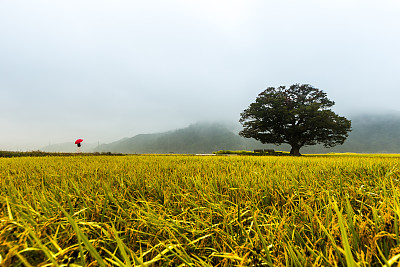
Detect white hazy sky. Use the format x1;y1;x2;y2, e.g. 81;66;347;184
1;0;399;150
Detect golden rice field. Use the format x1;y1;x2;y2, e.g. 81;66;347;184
1;154;400;266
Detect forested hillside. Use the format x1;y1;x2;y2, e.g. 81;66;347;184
95;114;400;154
95;122;269;154
42;114;400;154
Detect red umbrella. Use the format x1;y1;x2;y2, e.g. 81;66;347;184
75;139;83;145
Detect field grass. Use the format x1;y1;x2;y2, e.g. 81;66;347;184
1;154;400;266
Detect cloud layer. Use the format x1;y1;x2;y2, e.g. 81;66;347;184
1;0;399;150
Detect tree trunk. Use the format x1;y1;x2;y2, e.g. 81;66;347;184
290;146;301;156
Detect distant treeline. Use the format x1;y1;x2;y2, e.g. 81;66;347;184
0;151;124;158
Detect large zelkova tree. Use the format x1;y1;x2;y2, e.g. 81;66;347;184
239;84;352;156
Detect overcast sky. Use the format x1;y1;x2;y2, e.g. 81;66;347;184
1;0;399;150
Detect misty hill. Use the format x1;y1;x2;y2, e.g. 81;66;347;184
43;113;400;154
302;113;400;153
95;114;400;154
95;122;271;154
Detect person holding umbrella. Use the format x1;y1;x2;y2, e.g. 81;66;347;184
75;139;83;153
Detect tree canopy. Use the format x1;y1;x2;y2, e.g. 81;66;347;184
239;84;352;156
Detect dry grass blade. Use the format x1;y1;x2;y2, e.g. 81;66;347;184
384;253;400;267
252;210;274;266
332;199;357;267
58;204;107;267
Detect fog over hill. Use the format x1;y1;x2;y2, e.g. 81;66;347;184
311;113;400;153
2;1;400;152
40;113;400;154
95;122;268;154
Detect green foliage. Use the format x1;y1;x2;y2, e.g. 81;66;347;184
239;84;352;155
